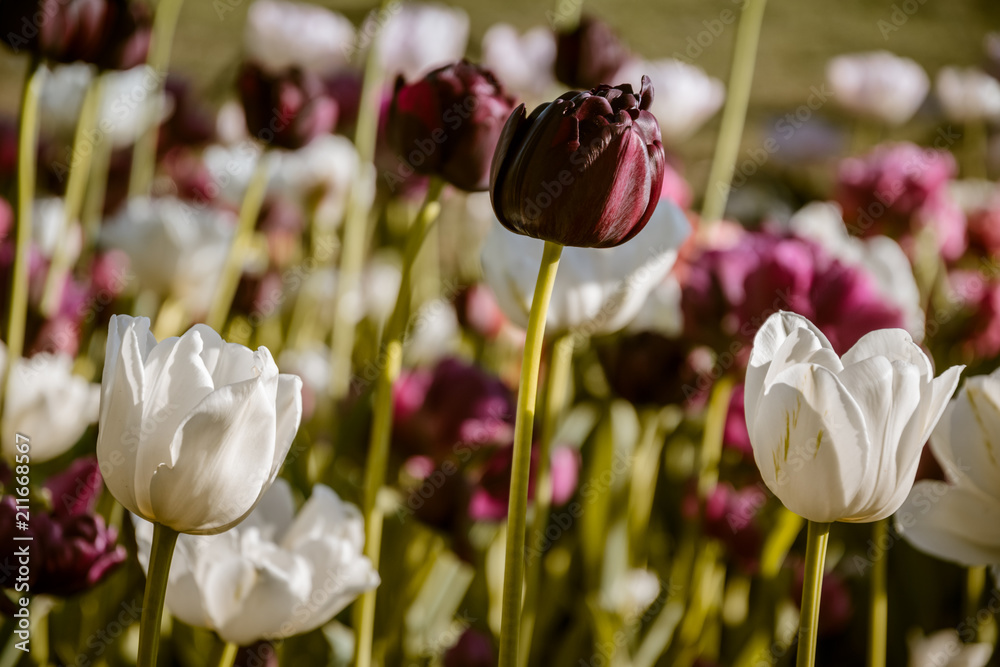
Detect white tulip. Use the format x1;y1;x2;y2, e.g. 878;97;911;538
404;299;460;366
1;345;99;463
97;316;302;534
745;312;962;523
481;24;556;106
827;51;929;126
244;0;356;75
133;479;378;645
481;200;691;336
936;67;1000;123
785;201;925;341
896;368;1000;566
32;197;81;263
615;59;725;144
377;2;469;82
907;629;992;667
100;197;235;316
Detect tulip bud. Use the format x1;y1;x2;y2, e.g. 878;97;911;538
97;316;303;535
388;61;516;192
490;76;665;248
238;63;338;150
554;16;631;90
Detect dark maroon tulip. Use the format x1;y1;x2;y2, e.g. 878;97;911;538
393;357;515;461
238;63;338;151
700;482;767;573
0;0;149;69
444;629;496;667
554;16;631;90
387;60;516;192
598;332;703;406
0;458;126;597
490;76;665;248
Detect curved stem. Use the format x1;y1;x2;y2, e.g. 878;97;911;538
328;0;392;401
3;58;45;412
215;641;239;667
129;0;186;197
498;240;564;667
796;521;831;667
699;0;769;224
40;75;103;317
965;565;987;641
354;178;445;667
138;523;179;667
206;155;271;331
867;519;888;667
519;333;575;667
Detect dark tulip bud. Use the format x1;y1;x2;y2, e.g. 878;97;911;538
0;0;148;69
388;60;517;192
554;16;631;89
238;63;338;151
490;76;665;248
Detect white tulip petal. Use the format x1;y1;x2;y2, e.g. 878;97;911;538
899;365;964;467
897;482;1000;567
242;478;297;539
272;374;304;484
147;374;279;534
938;376;1000;493
282;485;364;552
841;328;931;378
753;364;870;523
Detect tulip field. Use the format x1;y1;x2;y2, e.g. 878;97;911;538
3;0;1000;666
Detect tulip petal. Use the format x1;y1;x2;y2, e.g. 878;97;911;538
271;374;303;485
146;370;279;534
97;317;152;518
932;373;1000;492
841;328;931;378
281;485;365;553
241;477;296;540
135;328;217;518
752;364;869;523
897;481;1000;566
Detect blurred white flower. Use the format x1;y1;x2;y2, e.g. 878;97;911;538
746;311;962;523
302;253;402;330
278;345;332;399
827;51;929;126
134;479;378;644
626;274;683;337
897;368;1000;566
32;197;81;263
404;299;460;365
40;63;170;149
907;629;992;667
377;2;469;82
100;197;235;316
615;58;725;144
481;24;556;105
1;345;99;463
244;0;356;75
98;316;303;534
785;202;924;341
203;135;360;224
602;569;661;619
936;67;1000;123
481;199;691;336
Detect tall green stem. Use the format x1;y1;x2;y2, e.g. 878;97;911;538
699;0;769;224
214;641;239;667
796;521;831;667
498;240;564;667
328;0;392;400
129;0;186;197
354;178;445;667
40;75;103;317
138;523;179;667
965;565;987;641
206;155;270;331
3;59;45;410
519;333;575;667
867;519;888;667
697;376;734;499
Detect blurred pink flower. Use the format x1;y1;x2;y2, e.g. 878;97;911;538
468;443;580;522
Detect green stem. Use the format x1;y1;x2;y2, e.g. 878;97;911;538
138;523;180;667
498;240;564;667
965;565;987;640
81;108;114;260
128;0;186;197
699;0;769;224
697;376;734;499
353;177;445;667
206;155;271;331
519;333;575;667
40;75;103;317
215;641;239;667
868;519;888;667
3;58;45;411
328;0;392;401
796;521;831;667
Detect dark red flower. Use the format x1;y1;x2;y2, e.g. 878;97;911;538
490;76;665;248
238;63;338;150
388;60;516;192
444;629;496;667
554;16;631;90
